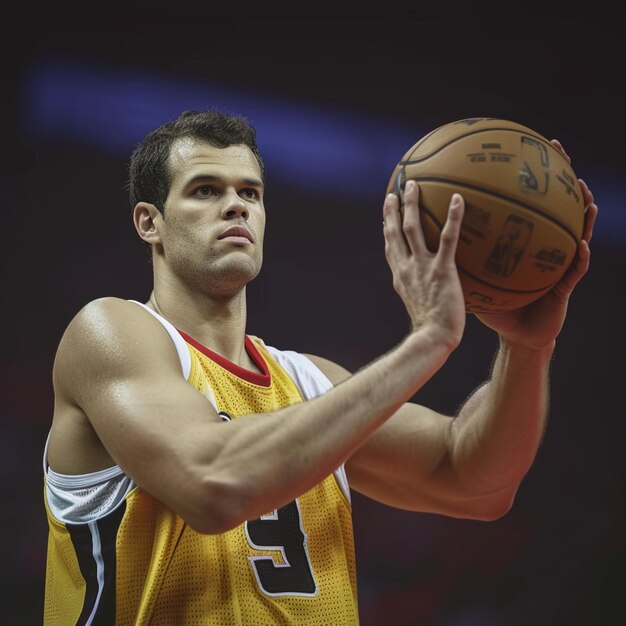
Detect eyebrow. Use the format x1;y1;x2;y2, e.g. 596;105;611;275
184;174;265;189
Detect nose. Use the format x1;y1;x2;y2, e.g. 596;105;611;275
221;191;249;221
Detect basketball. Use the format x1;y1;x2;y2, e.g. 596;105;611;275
386;117;585;313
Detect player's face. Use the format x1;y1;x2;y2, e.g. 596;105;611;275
158;138;266;295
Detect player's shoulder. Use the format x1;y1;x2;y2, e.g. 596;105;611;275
58;296;170;359
73;295;141;319
68;296;154;328
54;297;181;385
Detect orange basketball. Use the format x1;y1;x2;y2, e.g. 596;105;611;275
386;117;585;313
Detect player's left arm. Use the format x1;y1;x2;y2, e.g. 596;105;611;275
304;164;597;521
307;347;551;521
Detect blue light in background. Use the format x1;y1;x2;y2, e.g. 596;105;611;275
18;59;416;202
18;58;623;246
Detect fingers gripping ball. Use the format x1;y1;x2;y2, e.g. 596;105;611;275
386;117;585;313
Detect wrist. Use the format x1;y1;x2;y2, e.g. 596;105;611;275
405;323;461;358
498;336;556;361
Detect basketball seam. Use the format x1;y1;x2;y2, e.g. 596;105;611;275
405;175;580;245
402;126;550;164
457;267;557;294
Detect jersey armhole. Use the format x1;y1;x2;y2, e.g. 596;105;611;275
128;300;192;379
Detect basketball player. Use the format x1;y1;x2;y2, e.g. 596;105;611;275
42;110;597;625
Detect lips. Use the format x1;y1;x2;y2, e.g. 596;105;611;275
217;225;254;243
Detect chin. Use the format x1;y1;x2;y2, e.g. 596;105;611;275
201;261;262;297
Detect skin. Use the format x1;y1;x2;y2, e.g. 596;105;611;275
48;137;598;534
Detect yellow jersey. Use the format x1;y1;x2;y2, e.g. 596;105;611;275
43;302;358;625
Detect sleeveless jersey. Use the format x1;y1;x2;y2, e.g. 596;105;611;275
43;302;359;625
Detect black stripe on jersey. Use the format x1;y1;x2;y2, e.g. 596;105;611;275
67;501;126;626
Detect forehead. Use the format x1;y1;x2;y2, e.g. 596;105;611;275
167;138;262;184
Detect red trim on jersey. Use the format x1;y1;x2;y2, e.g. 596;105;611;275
177;331;271;387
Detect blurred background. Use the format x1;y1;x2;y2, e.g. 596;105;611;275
2;9;624;625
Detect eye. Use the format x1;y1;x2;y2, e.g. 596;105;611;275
241;188;260;200
194;185;216;198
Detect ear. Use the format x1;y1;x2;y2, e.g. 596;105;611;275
133;202;163;246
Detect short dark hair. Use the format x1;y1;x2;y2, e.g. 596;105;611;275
128;109;265;214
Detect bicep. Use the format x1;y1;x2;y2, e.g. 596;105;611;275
346;403;457;512
54;298;223;519
81;367;221;487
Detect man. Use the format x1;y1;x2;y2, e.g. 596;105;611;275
42;109;597;625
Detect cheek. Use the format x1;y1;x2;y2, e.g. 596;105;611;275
256;226;266;256
255;211;267;240
162;220;206;261
166;214;205;241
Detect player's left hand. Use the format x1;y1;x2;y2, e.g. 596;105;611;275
475;140;598;350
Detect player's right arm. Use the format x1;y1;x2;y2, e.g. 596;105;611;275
50;291;461;535
49;296;228;522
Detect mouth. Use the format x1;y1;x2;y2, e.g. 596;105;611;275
217;225;254;244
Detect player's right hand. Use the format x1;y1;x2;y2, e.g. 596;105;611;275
382;180;466;350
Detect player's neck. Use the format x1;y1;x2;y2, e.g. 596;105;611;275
146;286;255;372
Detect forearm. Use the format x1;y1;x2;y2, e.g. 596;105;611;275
448;338;554;499
203;329;455;527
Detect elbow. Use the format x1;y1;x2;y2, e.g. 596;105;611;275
471;499;513;522
185;510;235;536
183;472;256;535
466;489;517;522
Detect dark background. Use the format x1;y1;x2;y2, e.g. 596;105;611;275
2;11;625;626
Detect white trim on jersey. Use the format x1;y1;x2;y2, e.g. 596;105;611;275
44;431;135;524
129;300;192;380
86;522;105;626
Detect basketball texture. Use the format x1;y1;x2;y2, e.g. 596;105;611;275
386;117;585;313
